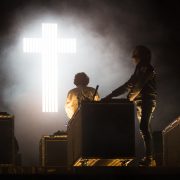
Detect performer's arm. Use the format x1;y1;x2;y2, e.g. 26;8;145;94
102;74;135;100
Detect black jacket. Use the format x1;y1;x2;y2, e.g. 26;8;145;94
111;62;157;101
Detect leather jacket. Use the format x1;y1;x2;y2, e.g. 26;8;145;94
111;62;157;101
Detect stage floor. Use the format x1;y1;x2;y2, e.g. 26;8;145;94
0;166;180;177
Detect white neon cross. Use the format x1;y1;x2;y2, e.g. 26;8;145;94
23;23;76;112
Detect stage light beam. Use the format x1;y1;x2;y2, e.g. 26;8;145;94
23;23;76;112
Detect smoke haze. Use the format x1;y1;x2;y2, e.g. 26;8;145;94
0;0;179;165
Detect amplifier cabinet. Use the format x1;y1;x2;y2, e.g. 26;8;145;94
39;135;67;167
0;112;15;165
67;100;135;167
162;116;180;167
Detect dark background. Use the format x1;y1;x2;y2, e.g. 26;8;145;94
0;0;179;165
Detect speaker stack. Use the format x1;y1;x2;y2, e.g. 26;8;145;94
0;112;15;165
39;132;68;168
162;116;180;167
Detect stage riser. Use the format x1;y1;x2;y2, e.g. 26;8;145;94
67;101;135;167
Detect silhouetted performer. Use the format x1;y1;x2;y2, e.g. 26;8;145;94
65;72;100;119
102;45;157;167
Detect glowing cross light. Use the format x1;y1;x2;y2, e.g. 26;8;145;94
23;23;76;112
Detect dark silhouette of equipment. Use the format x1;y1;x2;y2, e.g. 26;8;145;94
67;99;135;167
39;131;67;167
0;112;15;165
0;112;21;166
162;116;180;166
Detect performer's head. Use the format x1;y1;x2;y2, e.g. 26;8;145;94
132;45;151;65
74;72;89;87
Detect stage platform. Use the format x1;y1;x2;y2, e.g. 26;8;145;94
0;165;179;178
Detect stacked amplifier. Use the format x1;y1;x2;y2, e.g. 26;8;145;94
39;132;67;167
0;112;15;165
162;116;180;167
67;99;135;167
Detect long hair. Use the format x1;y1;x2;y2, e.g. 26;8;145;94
133;45;151;64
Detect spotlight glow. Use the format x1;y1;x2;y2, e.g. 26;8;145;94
23;23;76;112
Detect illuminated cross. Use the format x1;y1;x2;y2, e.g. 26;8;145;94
23;23;76;112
